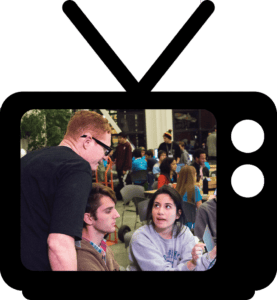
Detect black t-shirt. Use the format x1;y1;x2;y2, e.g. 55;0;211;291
158;141;181;161
21;146;92;271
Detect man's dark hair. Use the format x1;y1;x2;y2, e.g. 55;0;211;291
193;148;207;160
83;183;117;228
158;150;166;159
132;148;142;158
145;150;153;157
118;132;128;138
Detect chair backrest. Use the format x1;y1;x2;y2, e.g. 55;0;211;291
130;170;148;182
120;185;145;205
132;197;147;214
124;231;134;249
137;199;150;222
151;181;158;190
181;201;197;224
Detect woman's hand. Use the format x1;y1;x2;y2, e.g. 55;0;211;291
191;242;206;263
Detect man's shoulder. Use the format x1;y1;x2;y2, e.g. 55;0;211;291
125;141;132;148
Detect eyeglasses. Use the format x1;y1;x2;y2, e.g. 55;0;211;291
80;135;112;156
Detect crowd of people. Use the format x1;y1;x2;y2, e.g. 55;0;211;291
21;110;216;272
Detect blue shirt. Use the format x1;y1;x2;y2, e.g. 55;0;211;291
204;161;210;170
182;186;202;229
132;158;147;184
153;162;160;174
132;158;147;171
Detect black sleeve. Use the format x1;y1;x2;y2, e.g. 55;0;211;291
49;161;92;241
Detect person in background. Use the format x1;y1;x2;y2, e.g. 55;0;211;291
194;195;217;242
21;110;112;271
178;141;190;165
199;140;210;170
206;125;217;162
140;147;146;159
132;149;148;172
157;157;177;189
153;150;166;179
132;148;148;186
145;150;157;190
145;150;157;172
191;148;209;181
103;148;114;168
185;140;193;152
76;183;120;271
114;132;132;193
200;140;208;154
175;165;203;230
153;150;167;178
149;148;158;160
158;129;181;163
127;185;216;271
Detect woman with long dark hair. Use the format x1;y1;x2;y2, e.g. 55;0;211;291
127;185;216;271
157;157;177;189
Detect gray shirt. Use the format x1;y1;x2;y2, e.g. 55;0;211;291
127;223;213;271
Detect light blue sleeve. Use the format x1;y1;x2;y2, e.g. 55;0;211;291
152;164;160;174
195;186;202;202
204;161;210;170
103;160;107;168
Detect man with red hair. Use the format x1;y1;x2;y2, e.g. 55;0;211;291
21;110;112;271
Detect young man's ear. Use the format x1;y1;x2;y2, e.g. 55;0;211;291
84;213;93;225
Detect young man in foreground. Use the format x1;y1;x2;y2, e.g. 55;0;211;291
75;183;120;271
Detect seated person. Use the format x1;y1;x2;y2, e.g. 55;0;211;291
103;149;114;168
75;183;120;271
157;157;177;189
145;150;158;172
140;146;146;159
127;185;216;271
97;156;115;182
132;149;147;170
175;165;203;230
148;148;158;161
194;195;217;242
191;148;209;181
153;150;167;178
131;148;148;185
178;141;190;165
145;150;157;190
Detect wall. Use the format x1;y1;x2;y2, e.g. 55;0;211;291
145;110;173;150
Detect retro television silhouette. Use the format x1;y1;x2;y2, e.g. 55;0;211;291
0;0;276;293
